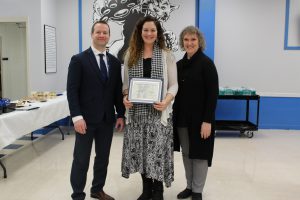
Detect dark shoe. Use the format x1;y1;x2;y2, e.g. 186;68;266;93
177;188;192;199
90;190;115;200
137;174;153;200
192;192;202;200
152;180;164;200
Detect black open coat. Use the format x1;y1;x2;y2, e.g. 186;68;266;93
173;49;219;166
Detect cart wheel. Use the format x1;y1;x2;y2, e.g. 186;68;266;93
247;131;254;138
239;130;245;137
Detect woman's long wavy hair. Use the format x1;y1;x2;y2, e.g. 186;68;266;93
126;16;166;67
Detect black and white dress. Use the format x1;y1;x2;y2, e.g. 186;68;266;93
121;58;174;187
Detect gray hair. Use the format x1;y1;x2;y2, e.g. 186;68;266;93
179;26;206;51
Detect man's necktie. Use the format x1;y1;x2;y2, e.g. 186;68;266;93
99;54;108;81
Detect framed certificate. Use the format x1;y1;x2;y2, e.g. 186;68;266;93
128;78;163;104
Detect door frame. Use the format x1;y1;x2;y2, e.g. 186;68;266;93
0;17;29;98
0;36;2;98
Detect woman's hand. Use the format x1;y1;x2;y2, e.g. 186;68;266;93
123;95;133;109
153;93;174;111
153;100;169;111
200;122;212;139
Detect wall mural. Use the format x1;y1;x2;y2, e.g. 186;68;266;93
92;0;180;62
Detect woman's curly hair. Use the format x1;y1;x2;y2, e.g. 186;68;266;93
126;16;167;67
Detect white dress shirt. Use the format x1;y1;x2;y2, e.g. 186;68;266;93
91;45;109;74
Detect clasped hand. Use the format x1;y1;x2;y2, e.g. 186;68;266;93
153;100;168;111
123;95;168;111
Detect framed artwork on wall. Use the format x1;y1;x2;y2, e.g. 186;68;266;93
44;25;57;73
284;0;300;50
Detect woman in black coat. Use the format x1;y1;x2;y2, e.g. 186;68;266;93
173;26;219;200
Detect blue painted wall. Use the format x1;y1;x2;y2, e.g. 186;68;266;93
216;97;300;130
259;97;300;129
197;0;215;59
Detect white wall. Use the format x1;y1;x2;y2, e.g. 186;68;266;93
0;0;43;94
38;0;64;92
55;0;79;92
215;0;300;96
0;0;69;95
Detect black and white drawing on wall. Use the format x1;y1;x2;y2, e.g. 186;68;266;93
92;0;180;62
81;0;196;61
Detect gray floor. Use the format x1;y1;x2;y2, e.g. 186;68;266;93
0;128;299;200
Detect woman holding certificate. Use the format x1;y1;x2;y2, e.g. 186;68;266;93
173;26;219;200
122;16;178;200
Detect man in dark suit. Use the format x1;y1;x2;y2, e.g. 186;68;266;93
67;20;125;200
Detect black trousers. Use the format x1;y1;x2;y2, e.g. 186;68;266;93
70;122;114;200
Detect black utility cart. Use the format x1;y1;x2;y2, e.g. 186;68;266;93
216;95;260;138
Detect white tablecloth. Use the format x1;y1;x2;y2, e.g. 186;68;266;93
0;95;70;150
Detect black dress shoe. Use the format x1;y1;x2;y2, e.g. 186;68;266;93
192;192;202;200
90;190;115;200
177;188;192;199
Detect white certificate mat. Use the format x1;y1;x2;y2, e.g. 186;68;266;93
128;78;163;104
